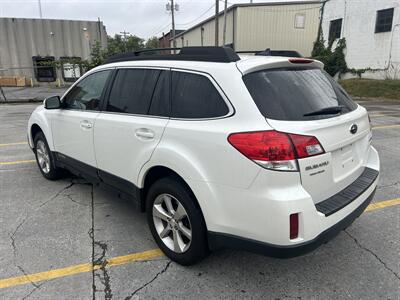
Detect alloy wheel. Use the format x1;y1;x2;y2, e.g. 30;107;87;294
152;193;192;253
36;140;51;174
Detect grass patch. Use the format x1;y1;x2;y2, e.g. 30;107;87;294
338;79;400;100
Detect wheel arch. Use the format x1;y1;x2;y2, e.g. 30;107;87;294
140;165;202;214
31;123;43;143
28;108;54;150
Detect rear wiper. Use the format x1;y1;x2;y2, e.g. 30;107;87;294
303;106;344;117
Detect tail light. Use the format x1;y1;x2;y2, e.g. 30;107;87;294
290;213;299;239
228;130;324;171
288;133;324;158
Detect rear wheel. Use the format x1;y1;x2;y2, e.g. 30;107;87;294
146;177;209;265
34;132;64;180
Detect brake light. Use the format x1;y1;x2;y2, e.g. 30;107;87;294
228;130;325;171
288;58;313;64
290;213;299;239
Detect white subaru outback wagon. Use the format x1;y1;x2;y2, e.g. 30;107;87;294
28;47;380;265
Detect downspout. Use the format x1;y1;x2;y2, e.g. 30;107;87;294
387;23;400;78
232;7;236;50
315;0;330;43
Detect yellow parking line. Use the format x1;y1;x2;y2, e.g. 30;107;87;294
365;198;400;212
0;248;164;289
372;124;400;130
0;198;399;291
0;142;28;147
0;160;36;166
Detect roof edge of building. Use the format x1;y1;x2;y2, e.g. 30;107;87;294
173;0;322;39
0;17;104;23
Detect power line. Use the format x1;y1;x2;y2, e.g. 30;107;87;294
176;3;215;26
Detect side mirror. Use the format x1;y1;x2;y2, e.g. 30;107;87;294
44;96;61;109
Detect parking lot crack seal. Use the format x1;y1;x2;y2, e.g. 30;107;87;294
124;260;172;300
90;184;113;300
65;193;91;206
344;230;399;280
377;181;399;190
21;283;43;300
39;180;75;208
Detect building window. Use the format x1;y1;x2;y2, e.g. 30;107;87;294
294;14;305;29
32;56;56;82
60;57;82;82
329;18;342;41
375;8;394;33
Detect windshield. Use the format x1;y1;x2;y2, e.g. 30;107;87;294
243;68;358;121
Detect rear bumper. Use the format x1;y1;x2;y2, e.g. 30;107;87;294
208;188;376;258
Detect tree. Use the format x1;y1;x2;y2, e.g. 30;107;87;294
145;36;160;49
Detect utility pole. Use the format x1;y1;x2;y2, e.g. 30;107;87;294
222;0;228;46
166;0;179;53
215;0;219;46
120;30;130;52
38;0;43;18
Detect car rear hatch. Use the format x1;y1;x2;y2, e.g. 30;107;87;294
242;64;372;204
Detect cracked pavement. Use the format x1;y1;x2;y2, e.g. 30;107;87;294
0;102;399;299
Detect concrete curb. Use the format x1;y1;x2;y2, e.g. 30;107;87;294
0;99;44;104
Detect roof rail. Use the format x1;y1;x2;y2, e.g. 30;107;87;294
237;49;302;58
105;46;241;64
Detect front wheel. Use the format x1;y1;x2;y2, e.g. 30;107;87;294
146;177;209;265
34;132;64;180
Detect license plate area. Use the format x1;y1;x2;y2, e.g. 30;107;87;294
332;143;359;180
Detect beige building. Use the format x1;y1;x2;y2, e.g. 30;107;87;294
172;1;322;57
0;17;107;86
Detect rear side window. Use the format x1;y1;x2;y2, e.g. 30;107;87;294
107;69;160;115
243;68;358;121
171;71;229;119
149;71;170;117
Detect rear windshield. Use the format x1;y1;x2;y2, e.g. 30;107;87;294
243;68;358;121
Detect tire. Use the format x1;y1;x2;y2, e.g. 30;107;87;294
33;131;65;180
146;176;209;265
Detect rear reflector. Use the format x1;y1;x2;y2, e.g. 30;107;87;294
290;213;299;239
228;130;324;171
288;58;313;64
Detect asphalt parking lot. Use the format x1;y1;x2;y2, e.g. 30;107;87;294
0;101;399;299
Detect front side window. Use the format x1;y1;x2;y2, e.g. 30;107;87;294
171;71;229;119
375;8;394;33
107;69;161;115
329;18;342;41
63;70;111;110
243;68;358;121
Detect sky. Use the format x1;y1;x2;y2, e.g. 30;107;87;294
0;0;312;39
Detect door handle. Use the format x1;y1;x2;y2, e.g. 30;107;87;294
80;120;93;129
135;128;155;139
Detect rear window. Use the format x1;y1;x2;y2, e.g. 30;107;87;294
243;68;358;121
